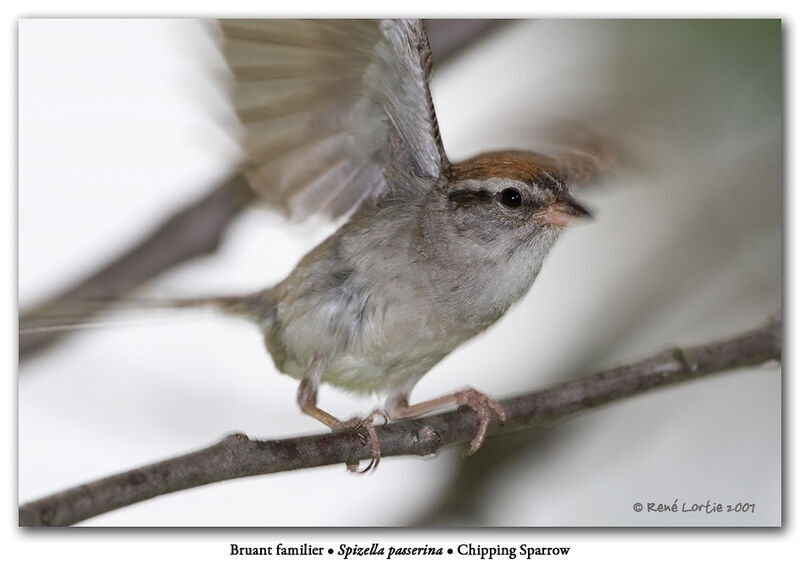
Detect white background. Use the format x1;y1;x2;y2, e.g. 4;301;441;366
8;4;794;568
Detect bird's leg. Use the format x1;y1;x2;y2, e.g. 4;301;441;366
386;387;506;456
296;355;385;473
296;355;339;427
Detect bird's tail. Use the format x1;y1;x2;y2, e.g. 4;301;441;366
125;290;272;319
19;289;272;337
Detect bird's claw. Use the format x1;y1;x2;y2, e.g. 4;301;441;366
456;388;506;456
334;408;387;473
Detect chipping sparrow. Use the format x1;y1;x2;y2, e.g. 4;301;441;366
157;19;602;471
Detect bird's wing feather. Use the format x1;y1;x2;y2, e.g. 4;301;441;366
219;19;447;220
531;124;618;187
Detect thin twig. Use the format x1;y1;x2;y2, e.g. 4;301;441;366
18;315;781;526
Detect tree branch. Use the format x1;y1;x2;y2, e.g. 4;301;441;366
19;315;780;526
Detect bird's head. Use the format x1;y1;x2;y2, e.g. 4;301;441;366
439;151;591;253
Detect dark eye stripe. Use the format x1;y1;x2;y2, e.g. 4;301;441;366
447;188;493;208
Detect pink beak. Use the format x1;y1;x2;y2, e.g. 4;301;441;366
535;195;592;227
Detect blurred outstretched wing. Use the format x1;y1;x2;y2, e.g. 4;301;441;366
219;19;448;220
541;126;617;187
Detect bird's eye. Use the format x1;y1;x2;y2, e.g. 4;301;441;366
500;187;523;208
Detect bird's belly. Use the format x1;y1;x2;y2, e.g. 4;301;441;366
264;293;453;395
322;350;445;394
270;337;446;395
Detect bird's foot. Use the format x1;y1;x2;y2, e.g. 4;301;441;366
333;408;388;473
456;388;506;456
